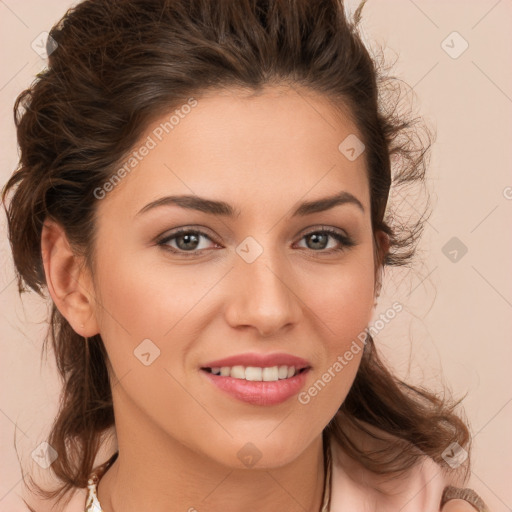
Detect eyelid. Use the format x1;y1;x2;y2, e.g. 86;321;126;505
300;225;349;238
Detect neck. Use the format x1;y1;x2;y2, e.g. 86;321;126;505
97;389;328;512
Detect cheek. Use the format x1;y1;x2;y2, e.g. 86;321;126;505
92;248;215;352
303;253;376;342
90;251;208;436
290;252;375;417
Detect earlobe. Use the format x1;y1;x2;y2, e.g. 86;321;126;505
41;219;99;337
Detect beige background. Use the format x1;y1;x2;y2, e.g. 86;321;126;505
1;0;511;510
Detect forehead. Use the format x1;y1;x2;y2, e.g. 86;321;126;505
97;85;370;220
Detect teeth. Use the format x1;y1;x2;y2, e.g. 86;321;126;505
278;365;289;379
231;365;246;379
208;365;300;381
245;367;262;381
262;366;278;381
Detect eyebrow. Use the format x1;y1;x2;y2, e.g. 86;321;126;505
136;191;365;218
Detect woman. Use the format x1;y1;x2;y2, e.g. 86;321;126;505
1;0;490;510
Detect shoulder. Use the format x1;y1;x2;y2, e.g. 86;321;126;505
328;434;488;512
329;440;446;511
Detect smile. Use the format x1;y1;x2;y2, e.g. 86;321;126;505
200;366;311;406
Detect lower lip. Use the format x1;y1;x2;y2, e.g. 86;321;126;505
201;368;310;406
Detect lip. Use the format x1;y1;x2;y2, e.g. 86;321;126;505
201;352;311;370
201;367;311;406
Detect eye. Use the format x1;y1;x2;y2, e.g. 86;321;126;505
157;228;218;256
295;227;355;254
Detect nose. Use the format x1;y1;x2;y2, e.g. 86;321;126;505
224;246;302;338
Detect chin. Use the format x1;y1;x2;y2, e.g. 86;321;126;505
208;434;313;470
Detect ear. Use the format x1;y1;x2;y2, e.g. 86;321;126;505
373;230;390;303
41;219;99;337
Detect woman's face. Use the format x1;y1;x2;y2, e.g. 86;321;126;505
87;85;381;468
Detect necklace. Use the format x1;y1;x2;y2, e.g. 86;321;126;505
86;440;332;512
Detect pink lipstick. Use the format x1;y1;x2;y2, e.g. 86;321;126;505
200;352;311;406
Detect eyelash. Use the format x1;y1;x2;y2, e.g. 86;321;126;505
156;226;356;257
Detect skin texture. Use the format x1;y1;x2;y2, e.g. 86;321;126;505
40;85;469;512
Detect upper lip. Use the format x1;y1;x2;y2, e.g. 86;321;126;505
201;352;311;370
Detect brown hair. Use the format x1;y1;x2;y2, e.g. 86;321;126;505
2;0;470;508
